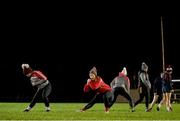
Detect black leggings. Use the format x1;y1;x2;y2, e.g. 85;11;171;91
111;87;134;108
82;91;114;110
29;83;52;108
134;86;150;109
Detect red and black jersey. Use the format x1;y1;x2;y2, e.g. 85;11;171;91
30;70;49;89
84;76;112;94
31;71;47;80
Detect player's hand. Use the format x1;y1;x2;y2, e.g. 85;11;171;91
32;82;35;86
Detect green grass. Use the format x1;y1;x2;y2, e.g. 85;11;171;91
0;103;180;120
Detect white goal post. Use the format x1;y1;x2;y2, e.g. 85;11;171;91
172;79;180;82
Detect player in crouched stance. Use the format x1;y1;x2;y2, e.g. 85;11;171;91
22;64;52;112
110;67;135;112
80;67;113;113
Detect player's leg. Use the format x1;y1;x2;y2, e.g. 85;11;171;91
165;93;170;111
42;83;52;112
108;88;119;108
24;89;41;112
103;91;114;113
120;88;135;112
147;93;158;111
165;92;172;112
134;87;145;107
157;93;166;111
157;93;163;103
144;88;150;111
81;93;99;112
169;92;173;111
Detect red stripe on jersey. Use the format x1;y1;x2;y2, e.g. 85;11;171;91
85;77;112;93
31;71;47;80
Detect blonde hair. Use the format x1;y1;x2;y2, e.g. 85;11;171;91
89;66;97;76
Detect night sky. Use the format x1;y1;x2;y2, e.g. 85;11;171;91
1;9;180;102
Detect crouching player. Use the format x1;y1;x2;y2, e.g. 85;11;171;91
110;67;135;112
22;64;52;112
80;67;113;113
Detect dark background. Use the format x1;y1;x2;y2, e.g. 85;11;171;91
1;7;180;102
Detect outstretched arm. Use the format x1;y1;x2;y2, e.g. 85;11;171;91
84;84;91;92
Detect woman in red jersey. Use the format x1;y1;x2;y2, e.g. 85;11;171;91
80;67;113;113
22;64;52;112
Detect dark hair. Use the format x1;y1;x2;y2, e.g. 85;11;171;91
22;66;33;75
166;65;173;72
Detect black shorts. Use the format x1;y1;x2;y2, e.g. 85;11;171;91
163;85;172;93
155;91;163;96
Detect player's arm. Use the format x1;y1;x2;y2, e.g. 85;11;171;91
83;79;91;92
126;78;130;93
84;84;91;92
140;73;151;89
110;77;116;88
31;77;46;86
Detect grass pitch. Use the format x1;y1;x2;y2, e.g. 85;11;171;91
0;102;180;120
